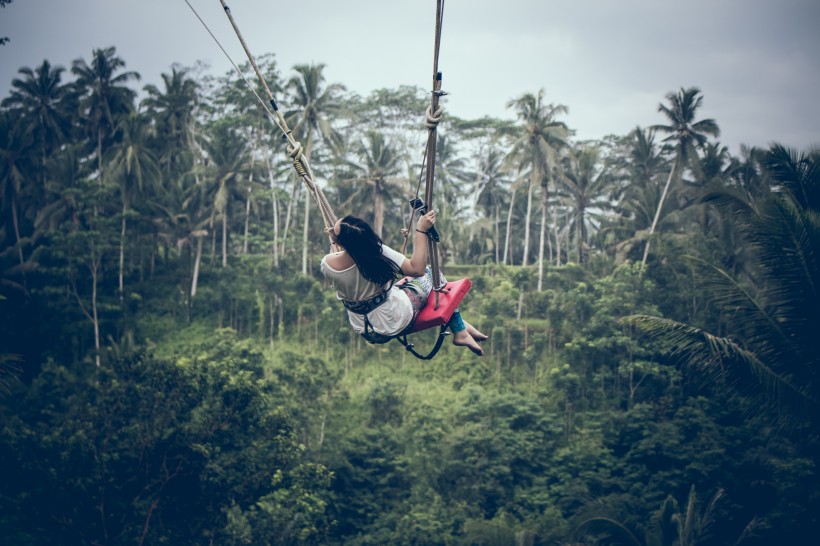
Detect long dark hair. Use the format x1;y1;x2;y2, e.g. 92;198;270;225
335;215;401;286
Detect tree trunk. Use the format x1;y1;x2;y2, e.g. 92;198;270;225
222;204;228;268
641;156;678;269
243;185;251;255
11;194;26;285
301;192;310;274
282;177;298;257
547;215;554;264
191;236;203;298
210;219;217;265
70;248;101;368
494;205;500;264
373;181;385;238
522;173;535;266
577;204;587;264
277;294;284;338
267;154;280;266
92;254;101;368
503;182;517;265
119;201;127;302
537;178;548;291
97;127;104;184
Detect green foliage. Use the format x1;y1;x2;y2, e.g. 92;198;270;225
0;349;331;545
1;45;818;546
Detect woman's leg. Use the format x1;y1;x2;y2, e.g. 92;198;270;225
463;319;488;341
445;310;486;340
449;310;484;356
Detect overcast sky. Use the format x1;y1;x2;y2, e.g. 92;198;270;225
2;0;819;154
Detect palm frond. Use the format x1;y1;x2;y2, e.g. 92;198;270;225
0;353;23;394
622;315;815;413
572;516;644;546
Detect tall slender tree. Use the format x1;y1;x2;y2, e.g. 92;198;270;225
474;142;511;264
506;90;568;266
506;90;568;292
2;60;72;195
2;60;73;289
641;87;719;268
607;127;667;262
0;111;33;284
142;65;199;181
340;130;406;238
200;120;249;268
107;113;160;300
71;47;140;183
558;144;617;263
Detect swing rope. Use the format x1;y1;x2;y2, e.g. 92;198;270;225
186;0;337;233
423;0;447;308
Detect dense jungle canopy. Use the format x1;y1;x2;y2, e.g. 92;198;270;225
0;46;818;545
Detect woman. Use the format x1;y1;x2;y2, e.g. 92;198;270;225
320;211;487;356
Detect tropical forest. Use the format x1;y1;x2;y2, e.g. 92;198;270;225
0;42;818;545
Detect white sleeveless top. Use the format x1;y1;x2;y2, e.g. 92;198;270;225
320;244;413;336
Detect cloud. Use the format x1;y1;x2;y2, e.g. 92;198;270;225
2;0;817;153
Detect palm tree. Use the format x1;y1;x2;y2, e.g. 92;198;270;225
34;144;87;234
338;130;406;238
285;63;346;274
558;144;618;263
149;172;208;311
626;144;820;424
2;62;70;285
200;120;249;267
0;111;33;285
2;59;72;194
573;486;756;546
71;46;140;182
502;171;528;265
505;90;569;284
106;112;160;300
474;142;512;264
629;127;666;191
728;144;768;205
607;128;667;262
641;87;719;268
142;65;199;181
679;141;734;240
433;133;469;215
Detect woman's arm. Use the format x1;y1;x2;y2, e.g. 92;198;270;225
401;210;436;276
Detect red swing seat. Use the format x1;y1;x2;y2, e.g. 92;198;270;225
409;277;472;332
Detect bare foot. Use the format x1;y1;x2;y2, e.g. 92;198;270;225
464;321;488;342
453;330;484;356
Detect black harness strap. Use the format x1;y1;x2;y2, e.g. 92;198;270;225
343;283;452;360
394;326;450;360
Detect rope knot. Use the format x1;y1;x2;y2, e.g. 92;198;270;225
287;140;303;161
287;141;307;176
424;104;444;130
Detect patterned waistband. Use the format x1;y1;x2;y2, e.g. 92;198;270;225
342;288;390;315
